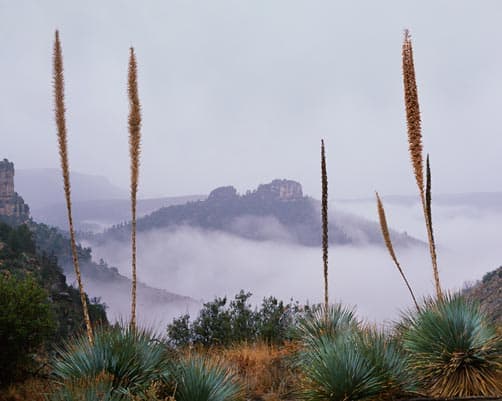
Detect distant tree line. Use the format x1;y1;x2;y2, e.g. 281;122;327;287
167;290;305;347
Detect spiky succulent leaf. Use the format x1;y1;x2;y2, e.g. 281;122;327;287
295;304;358;346
402;293;502;397
51;325;170;396
299;334;382;401
174;355;243;401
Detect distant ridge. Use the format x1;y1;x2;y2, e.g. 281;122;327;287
96;179;420;248
32;195;205;232
16;168;128;207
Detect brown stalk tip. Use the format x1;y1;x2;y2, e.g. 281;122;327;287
402;29;424;196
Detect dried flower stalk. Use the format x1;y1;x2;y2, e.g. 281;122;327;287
321;139;329;315
402;30;443;299
53;30;93;342
128;47;142;329
376;192;420;312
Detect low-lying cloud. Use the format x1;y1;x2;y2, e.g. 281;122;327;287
85;200;501;328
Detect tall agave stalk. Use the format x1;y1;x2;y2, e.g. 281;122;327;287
128;47;142;329
321;139;329;316
402;30;443;300
375;192;420;312
53;30;93;343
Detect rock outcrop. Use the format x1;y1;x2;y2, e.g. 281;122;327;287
0;159;29;223
208;186;238;201
255;179;303;201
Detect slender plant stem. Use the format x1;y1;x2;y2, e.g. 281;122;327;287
321;139;329;316
128;47;142;329
402;30;443;300
53;30;93;343
424;154;441;298
376;192;420;312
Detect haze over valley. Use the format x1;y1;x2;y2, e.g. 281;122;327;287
15;168;500;327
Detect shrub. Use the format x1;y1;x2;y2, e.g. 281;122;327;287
167;313;192;348
256;296;298;345
191;296;233;346
402;293;502;397
168;291;301;347
0;274;56;385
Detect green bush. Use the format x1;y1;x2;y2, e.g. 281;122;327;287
192;296;233;346
0;273;56;385
167;291;302;347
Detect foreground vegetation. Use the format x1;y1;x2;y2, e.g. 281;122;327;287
1;290;500;400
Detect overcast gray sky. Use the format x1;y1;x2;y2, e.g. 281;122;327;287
1;1;501;198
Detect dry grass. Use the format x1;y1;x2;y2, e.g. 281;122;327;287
376;192;420;312
192;342;300;401
0;378;52;401
53;30;93;343
128;47;142;329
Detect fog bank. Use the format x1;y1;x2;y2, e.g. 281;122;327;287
86;200;501;326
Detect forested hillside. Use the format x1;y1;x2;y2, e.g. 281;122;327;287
97;180;420;248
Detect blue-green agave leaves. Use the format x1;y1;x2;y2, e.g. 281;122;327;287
173;355;243;401
51;325;171;397
402;293;502;397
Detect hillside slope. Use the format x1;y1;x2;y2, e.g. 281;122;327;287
463;266;502;325
0;220;107;340
32;222;198;322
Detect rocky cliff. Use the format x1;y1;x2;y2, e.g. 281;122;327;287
0;159;29;224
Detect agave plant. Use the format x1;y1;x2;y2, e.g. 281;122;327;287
402;293;502;397
356;328;416;397
299;333;381;401
51;325;170;397
298;327;414;401
295;304;357;346
173;355;243;401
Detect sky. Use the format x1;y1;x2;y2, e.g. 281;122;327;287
1;1;502;199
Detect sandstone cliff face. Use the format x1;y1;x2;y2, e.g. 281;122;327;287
0;159;30;222
256;179;303;201
209;180;303;202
